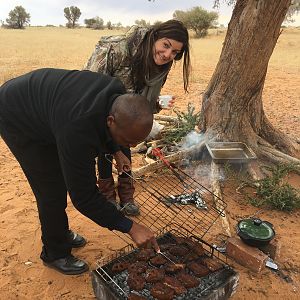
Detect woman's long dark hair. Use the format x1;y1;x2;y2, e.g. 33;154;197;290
131;19;191;92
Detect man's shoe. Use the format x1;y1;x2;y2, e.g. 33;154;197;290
43;255;89;275
110;200;121;210
121;202;140;216
68;230;87;248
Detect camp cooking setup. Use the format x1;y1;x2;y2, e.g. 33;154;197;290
90;150;240;300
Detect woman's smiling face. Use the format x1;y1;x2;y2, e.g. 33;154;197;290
152;38;183;66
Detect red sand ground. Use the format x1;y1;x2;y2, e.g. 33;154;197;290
0;61;299;299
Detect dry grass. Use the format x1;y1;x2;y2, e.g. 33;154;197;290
1;26;299;86
0;27;299;139
0;27;126;84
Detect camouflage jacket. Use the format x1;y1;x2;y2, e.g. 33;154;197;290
84;26;169;113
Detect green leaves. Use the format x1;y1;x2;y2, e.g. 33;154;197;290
6;6;30;29
162;103;200;144
64;6;81;28
249;164;300;212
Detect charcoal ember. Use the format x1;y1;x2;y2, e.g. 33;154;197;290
164;263;185;274
145;268;165;283
128;261;148;274
127;273;145;291
111;261;130;273
128;293;147;300
187;261;210;277
176;272;200;288
169;245;189;257
150;282;175;300
200;257;223;272
164;276;187;295
150;254;167;266
135;248;155;261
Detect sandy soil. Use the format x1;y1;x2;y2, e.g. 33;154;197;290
1;37;300;300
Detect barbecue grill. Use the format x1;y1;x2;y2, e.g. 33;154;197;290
91;156;239;299
92;225;238;299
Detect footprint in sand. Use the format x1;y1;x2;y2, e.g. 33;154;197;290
25;265;66;291
0;204;15;214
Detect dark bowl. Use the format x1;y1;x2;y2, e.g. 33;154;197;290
237;219;275;247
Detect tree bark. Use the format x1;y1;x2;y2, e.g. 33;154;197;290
200;0;299;160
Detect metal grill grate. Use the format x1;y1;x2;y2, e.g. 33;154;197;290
93;225;238;300
112;163;227;244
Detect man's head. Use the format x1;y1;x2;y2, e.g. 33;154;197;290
107;94;153;147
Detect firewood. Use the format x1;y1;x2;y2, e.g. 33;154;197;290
154;114;178;123
133;142;206;177
210;161;232;237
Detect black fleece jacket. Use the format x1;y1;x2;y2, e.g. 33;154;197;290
0;68;133;233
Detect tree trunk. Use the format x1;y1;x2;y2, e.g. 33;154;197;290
200;0;299;162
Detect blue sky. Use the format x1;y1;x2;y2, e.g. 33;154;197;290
0;1;299;27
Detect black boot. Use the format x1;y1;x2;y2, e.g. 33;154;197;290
117;177;140;216
43;254;89;275
98;177;120;209
68;230;87;248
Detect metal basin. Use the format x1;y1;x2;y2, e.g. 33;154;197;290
206;142;256;164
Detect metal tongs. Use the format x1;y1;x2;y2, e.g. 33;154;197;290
152;147;189;188
157;249;176;264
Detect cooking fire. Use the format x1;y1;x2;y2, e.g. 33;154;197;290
94;233;238;300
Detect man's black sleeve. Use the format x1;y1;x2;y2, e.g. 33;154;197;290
56;119;133;233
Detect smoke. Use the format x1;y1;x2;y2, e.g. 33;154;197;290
179;130;226;183
180;130;205;150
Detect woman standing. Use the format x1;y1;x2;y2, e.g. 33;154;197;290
84;19;191;216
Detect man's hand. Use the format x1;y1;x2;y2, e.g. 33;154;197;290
128;221;160;252
113;151;131;174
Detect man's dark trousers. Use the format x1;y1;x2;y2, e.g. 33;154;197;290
0;118;72;261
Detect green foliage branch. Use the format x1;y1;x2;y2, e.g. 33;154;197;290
248;164;300;211
84;17;104;29
6;6;30;29
162;103;201;144
226;163;300;212
64;6;81;28
173;6;218;38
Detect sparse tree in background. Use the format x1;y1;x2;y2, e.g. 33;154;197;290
64;6;81;28
84;18;95;28
84;17;104;29
5;6;30;29
135;19;150;27
106;21;112;30
285;0;300;21
173;6;218;38
114;22;123;29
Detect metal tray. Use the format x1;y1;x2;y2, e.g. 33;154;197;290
205;142;256;164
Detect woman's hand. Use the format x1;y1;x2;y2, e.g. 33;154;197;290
168;96;176;108
128;221;160;252
113;150;131;174
158;95;176;109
